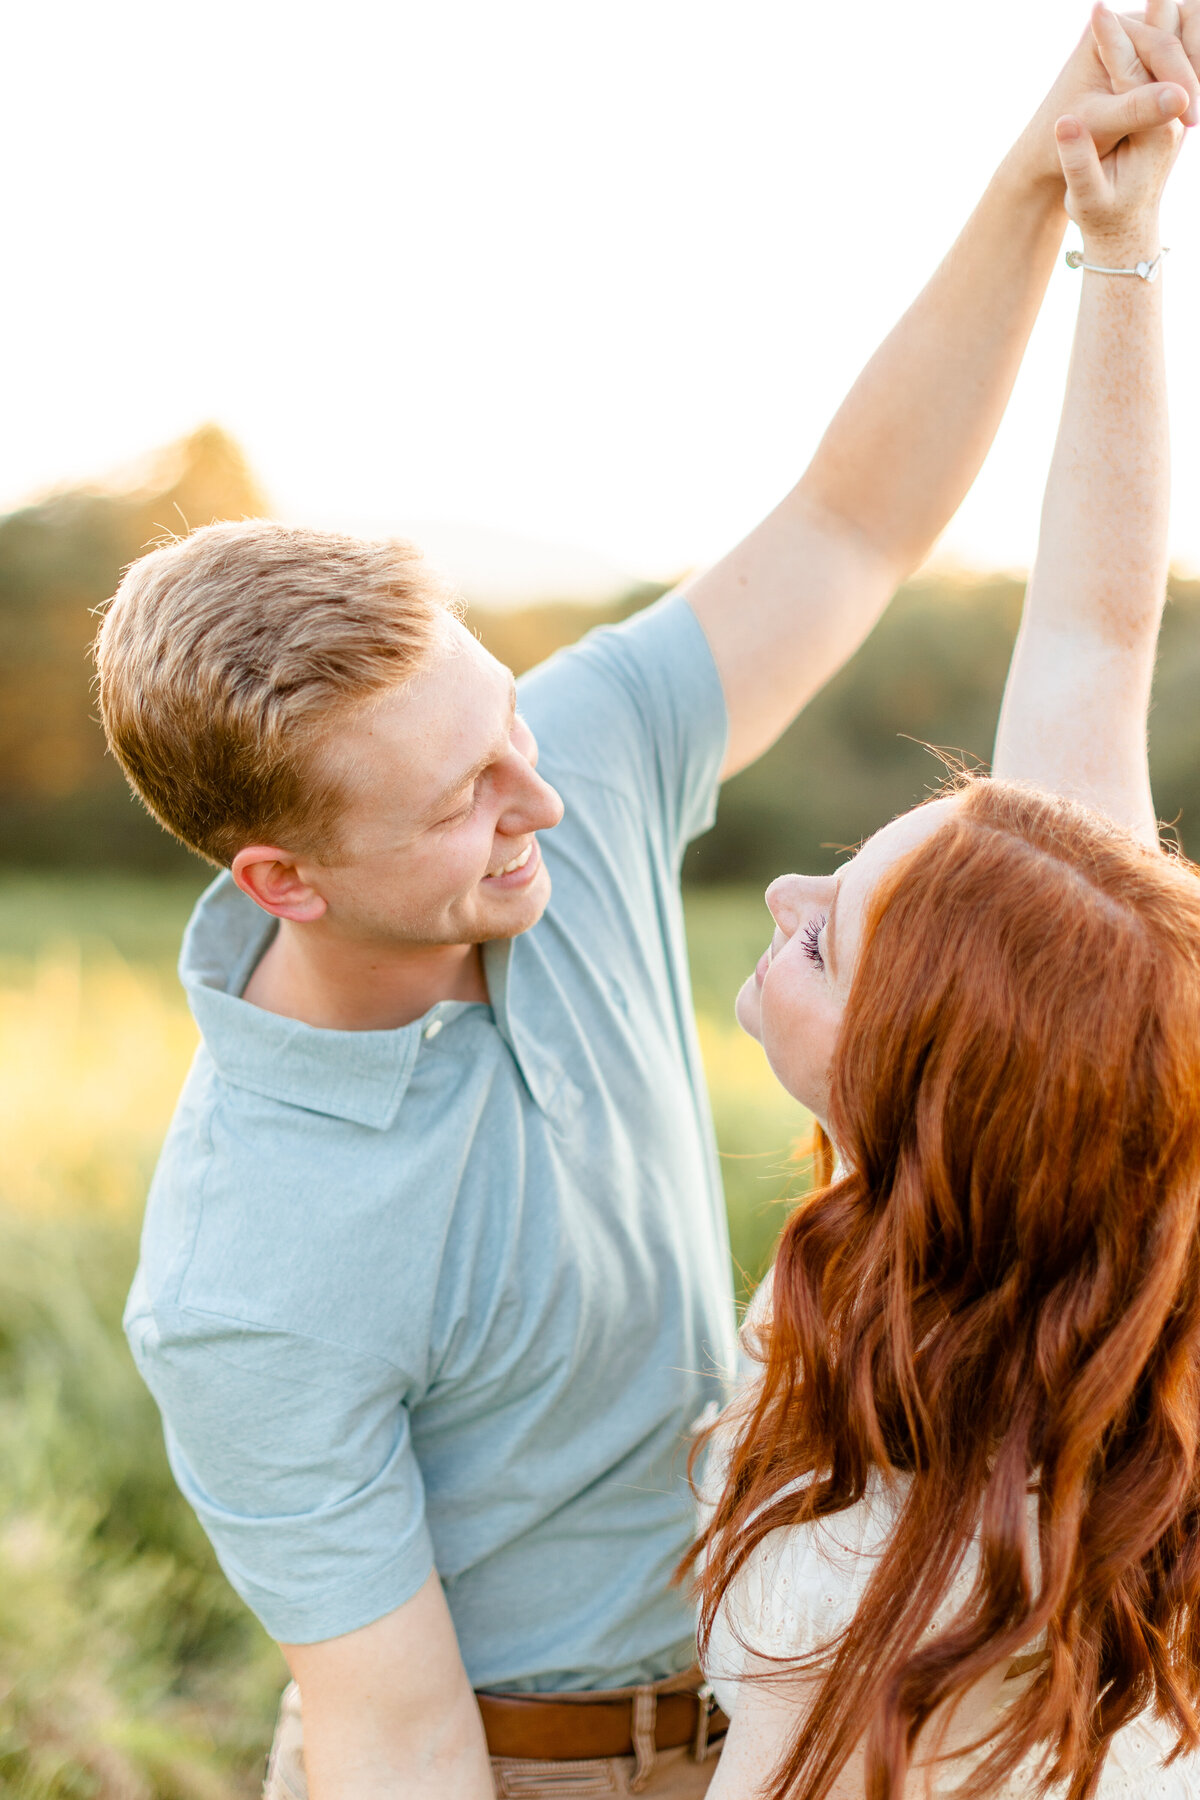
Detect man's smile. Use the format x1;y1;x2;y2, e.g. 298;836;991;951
482;839;539;885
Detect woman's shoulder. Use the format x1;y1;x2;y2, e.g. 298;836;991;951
705;1471;909;1689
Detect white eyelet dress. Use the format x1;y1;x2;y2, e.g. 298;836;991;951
700;1292;1200;1798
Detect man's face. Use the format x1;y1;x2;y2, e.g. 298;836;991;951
301;620;564;946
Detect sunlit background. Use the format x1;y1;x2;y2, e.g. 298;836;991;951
6;0;1200;599
4;7;1200;1793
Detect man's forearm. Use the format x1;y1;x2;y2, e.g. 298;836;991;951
794;147;1066;582
686;149;1067;777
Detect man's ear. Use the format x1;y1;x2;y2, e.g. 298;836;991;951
230;846;328;923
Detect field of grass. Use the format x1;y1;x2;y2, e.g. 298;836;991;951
0;872;811;1798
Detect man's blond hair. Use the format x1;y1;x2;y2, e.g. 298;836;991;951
94;521;457;866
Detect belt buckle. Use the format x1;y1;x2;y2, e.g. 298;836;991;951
692;1682;715;1762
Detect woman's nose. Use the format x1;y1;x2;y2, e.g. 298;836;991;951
765;874;805;933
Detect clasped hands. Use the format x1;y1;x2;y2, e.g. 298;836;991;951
1018;0;1199;195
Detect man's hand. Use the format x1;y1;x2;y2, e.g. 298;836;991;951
1108;0;1200;111
1012;2;1198;194
1062;8;1187;248
281;1572;495;1800
1185;0;1200;81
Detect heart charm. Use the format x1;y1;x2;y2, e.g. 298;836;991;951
1136;261;1152;281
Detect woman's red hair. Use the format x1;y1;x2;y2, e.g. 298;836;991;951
694;780;1200;1799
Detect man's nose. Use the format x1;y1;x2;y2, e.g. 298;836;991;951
502;761;563;835
531;772;564;831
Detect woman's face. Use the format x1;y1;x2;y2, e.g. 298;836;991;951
736;798;958;1122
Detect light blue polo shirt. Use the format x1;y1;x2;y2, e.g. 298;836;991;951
125;592;737;1690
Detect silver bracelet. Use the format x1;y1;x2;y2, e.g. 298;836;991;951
1065;247;1169;282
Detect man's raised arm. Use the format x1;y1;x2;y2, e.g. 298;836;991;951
994;4;1191;847
685;10;1197;779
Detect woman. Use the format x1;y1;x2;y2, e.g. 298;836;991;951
693;12;1200;1799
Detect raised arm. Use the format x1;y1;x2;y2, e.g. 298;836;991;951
994;5;1189;849
685;13;1197;779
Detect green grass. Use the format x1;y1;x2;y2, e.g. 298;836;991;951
0;872;811;1797
0;1216;286;1799
0;873;209;978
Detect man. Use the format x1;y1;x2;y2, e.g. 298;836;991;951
95;14;1200;1799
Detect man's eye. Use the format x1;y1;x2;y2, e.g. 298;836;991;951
442;791;477;827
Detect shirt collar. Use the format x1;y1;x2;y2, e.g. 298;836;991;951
484;933;580;1121
179;874;473;1130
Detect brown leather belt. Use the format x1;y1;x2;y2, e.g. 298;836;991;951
476;1677;729;1763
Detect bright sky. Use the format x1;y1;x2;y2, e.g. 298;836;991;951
6;0;1200;593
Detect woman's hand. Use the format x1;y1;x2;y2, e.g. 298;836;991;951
1056;5;1188;256
995;0;1182;848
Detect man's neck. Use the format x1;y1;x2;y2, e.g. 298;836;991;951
241;919;489;1030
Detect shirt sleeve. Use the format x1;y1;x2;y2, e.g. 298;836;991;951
517;591;729;864
126;1298;434;1645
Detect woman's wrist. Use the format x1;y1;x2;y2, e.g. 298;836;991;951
1078;218;1165;263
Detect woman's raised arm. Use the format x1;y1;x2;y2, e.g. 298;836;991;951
993;4;1189;849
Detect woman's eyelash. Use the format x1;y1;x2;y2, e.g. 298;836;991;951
802;915;826;968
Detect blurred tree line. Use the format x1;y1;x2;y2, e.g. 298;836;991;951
2;424;1198;883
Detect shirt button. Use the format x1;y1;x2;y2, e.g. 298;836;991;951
423;1018;444;1041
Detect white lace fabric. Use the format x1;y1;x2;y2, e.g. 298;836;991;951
700;1287;1200;1797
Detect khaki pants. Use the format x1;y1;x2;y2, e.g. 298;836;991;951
264;1679;722;1799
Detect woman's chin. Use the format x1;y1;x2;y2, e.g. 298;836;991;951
759;1036;827;1116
